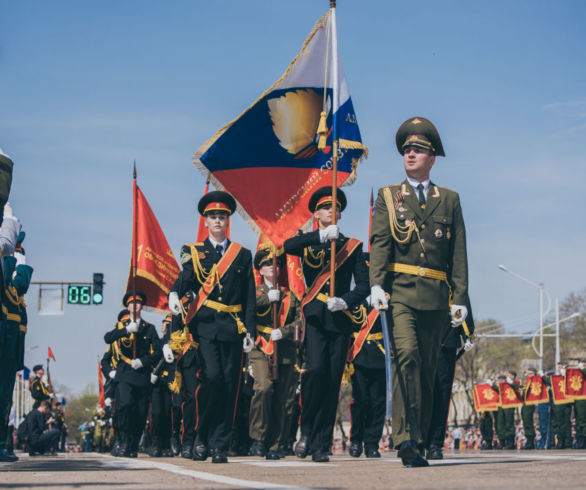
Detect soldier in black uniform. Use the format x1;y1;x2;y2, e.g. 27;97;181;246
284;186;369;462
30;365;52;409
348;297;386;459
168;191;256;464
104;291;161;457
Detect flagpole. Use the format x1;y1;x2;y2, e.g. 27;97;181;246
329;0;338;297
269;252;279;380
368;188;373;254
132;161;138;359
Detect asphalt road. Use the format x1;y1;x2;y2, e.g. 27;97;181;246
2;449;586;489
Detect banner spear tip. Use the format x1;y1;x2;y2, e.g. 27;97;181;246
133;160;137;179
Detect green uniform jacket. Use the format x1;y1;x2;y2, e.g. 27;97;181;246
370;180;468;310
254;283;300;365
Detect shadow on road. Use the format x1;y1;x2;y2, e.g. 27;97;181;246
0;457;149;473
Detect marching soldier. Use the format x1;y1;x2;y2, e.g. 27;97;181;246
521;368;537;449
550;362;572;448
574;361;586;449
479;409;495;449
347;296;386;459
168;190;256;464
248;248;301;460
494;374;517;449
369;117;470;467
103;291;161;457
284;186;369;463
30;365;52;409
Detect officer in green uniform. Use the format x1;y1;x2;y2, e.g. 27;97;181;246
248;248;301;460
369;117;469;467
493;374;516;449
521;368;537;449
479;409;495;449
573;361;586;449
550;363;572;448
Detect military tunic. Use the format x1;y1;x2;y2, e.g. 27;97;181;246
284;230;369;454
171;238;256;452
369;180;468;450
248;283;301;452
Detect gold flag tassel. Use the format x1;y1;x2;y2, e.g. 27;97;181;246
341;362;354;385
317;111;328;150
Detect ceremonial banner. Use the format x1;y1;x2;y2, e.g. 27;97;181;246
97;361;105;409
193;7;367;248
565;368;586;400
550;374;573;405
48;347;56;361
498;381;523;408
126;176;180;313
524;375;549;405
473;383;500;412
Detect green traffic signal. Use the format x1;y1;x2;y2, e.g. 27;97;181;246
92;273;104;305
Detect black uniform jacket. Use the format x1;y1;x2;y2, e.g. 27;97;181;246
284;230;369;335
352;304;385;370
171;238;256;343
104;317;161;387
30;377;50;402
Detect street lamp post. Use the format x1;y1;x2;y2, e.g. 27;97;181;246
498;265;550;371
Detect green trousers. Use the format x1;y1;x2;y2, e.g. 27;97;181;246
521;404;535;438
248;349;297;451
388;303;447;449
551;403;572;447
574;400;586;441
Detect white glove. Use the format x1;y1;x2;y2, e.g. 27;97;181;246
150;373;158;384
49;393;55;399
463;339;475;352
326;297;348;312
451;304;468;327
3;202;12;218
131;359;143;370
365;295;372;307
370;285;388;311
14;251;26;266
126;321;139;334
105;398;112;407
163;344;174;363
268;288;281;303
108;370;116;379
168;291;181;315
319;225;339;242
243;333;254;353
271;328;283;341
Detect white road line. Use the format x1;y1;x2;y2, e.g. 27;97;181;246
95;453;317;489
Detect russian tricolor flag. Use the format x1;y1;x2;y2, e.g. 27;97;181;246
193;6;367;247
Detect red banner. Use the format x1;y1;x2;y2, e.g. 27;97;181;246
48;346;56;361
524;375;549;405
97;361;105;409
473;384;499;412
551;374;573;405
565;368;586;400
126;177;180;313
498;381;523;408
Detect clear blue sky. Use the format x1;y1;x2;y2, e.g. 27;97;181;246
2;0;585;393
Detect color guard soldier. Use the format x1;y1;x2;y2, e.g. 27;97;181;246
574;361;586;449
168;190;256;464
284;186;369;462
347;296;386;459
521;368;537;449
493;373;516;449
30;365;52;409
103;291;161;457
369;117;470;467
248;247;301;460
551;362;572;449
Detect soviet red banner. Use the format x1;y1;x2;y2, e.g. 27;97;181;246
473;383;500;412
551;374;573;405
524;375;549;405
565;368;586;401
498;381;523;408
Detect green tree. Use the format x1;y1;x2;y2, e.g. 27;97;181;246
64;383;99;439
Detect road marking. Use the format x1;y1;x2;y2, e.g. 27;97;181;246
95;454;317;489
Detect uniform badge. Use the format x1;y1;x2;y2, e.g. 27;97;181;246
446;230;451;239
405;219;411;225
198;251;206;259
435;228;443;238
394;191;404;210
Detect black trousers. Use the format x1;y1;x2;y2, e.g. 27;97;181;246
179;350;200;447
30;428;60;453
115;382;149;443
427;346;458;448
300;322;349;453
196;337;243;451
0;356;17;450
350;365;386;450
151;384;171;446
171;392;182;433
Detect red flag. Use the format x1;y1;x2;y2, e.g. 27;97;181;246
551;374;572;405
498;381;523;408
126;174;180;313
565;368;586;400
524;375;549;405
97;361;105;409
48;347;56;361
473;383;499;412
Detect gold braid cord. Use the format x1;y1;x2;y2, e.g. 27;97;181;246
382;187;417;244
304;246;325;269
168;327;192;354
168;370;182;394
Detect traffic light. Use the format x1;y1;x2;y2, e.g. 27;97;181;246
92;273;104;304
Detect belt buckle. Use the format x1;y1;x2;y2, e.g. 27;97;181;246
418;267;426;277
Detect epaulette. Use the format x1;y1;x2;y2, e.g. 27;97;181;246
181;242;204;265
436;185;458;196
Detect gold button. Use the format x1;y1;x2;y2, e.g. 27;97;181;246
367;340;371;344
420;253;425;258
421;224;426;230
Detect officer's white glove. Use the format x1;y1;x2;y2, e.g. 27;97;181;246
3;202;13;218
162;344;174;363
271;328;283;341
14;251;26;266
319;225;339;242
268;288;281;303
105;398;112;407
168;291;181;315
365;295;372;307
451;304;468;327
463;338;475;352
108;370;116;379
370;285;388;311
131;359;143;370
49;393;55;399
243;333;254;353
579;362;584;370
326;297;348;312
538;369;544;377
126;321;139;334
150;373;158;384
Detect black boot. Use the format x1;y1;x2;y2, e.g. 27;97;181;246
349;441;362;458
295;434;309;459
118;433;130;457
111;434;121;457
249;439;266;457
170;430;181;456
149;437;162;457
